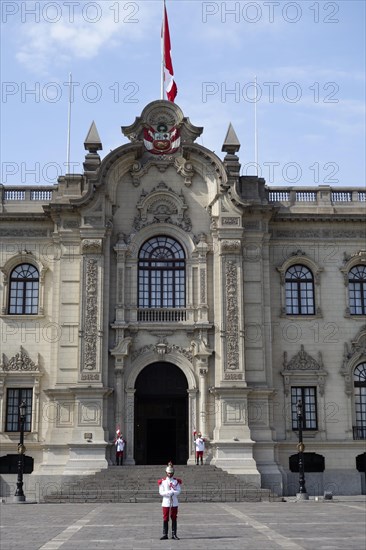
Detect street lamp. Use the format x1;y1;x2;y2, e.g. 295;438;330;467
296;400;308;500
14;400;27;502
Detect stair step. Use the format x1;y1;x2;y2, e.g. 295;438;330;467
42;465;280;503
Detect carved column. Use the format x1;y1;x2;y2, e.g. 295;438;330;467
188;388;198;459
115;368;124;429
111;337;132;433
198;367;208;436
220;240;245;381
114;237;129;323
80;239;103;383
191;333;212;438
33;377;41;435
125;388;136;464
195;234;209;323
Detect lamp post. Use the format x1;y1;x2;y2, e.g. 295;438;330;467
296;400;308;500
14;400;27;502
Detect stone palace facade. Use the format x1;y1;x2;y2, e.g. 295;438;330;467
0;100;365;497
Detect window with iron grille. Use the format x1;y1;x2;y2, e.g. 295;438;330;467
5;388;32;432
138;236;185;309
349;265;366;315
285;265;315;315
354;363;366;430
291;387;318;430
8;264;39;315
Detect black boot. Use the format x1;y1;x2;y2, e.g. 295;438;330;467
160;521;168;540
171;520;180;540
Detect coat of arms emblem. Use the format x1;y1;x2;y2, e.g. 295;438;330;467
143;122;180;155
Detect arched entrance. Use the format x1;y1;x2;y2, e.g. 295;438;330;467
134;362;188;464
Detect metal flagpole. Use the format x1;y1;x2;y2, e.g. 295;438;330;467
254;75;258;176
161;0;166;99
66;72;72;173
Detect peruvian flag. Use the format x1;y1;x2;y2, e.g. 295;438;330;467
162;2;177;102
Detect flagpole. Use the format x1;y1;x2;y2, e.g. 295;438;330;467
161;0;166;99
66;72;72;173
254;75;258;176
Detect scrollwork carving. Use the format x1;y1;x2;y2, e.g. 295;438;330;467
83;258;98;371
221;240;241;253
1;346;40;372
225;261;239;370
82;239;103;254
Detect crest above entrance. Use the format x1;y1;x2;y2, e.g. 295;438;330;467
121;100;203;155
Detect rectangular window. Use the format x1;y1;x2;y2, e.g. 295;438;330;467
291;387;317;430
349;282;366;315
5;389;32;432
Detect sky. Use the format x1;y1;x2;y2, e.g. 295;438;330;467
1;0;365;187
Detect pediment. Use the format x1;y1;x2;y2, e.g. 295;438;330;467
283;345;323;371
1;346;41;373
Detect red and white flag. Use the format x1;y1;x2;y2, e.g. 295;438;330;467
162;2;177;102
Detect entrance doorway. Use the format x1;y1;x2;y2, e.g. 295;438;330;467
134;362;188;465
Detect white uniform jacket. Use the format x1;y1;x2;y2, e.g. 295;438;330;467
194;437;205;452
115;438;125;452
158;476;182;507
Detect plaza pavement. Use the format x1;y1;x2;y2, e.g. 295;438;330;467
1;497;365;550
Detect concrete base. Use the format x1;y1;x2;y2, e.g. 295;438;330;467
210;441;261;486
284;470;364;496
296;492;309;500
35;444;109;476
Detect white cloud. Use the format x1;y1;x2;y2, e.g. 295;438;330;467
14;1;157;74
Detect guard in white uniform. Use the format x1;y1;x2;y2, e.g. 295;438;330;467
158;462;182;540
114;430;125;465
193;431;205;465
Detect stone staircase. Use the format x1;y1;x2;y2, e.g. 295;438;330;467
43;465;280;503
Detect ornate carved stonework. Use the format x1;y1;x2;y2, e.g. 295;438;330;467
118;268;123;303
174;156;195;186
222;217;240;226
200;269;206;304
224;372;243;380
83;258;98;371
131;342;193;363
225;261;239;371
81;373;100;381
282;345;327;396
82;239;103;254
1;346;40;372
283;345;323;371
221;240;241;254
133;182;192;232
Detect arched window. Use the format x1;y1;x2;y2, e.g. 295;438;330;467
285;265;315;315
349;265;366;315
138;236;185;309
8;264;39;315
353;363;366;440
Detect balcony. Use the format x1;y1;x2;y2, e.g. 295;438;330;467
137;308;187;322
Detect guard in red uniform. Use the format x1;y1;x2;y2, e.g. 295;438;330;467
158;462;182;540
